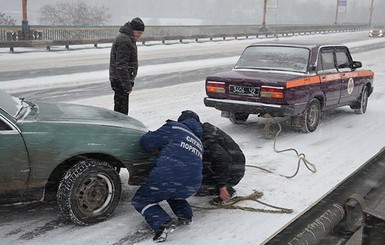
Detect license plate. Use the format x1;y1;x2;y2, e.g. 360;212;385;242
229;85;259;96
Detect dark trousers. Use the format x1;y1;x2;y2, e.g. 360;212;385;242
131;183;193;231
111;79;134;115
113;90;129;115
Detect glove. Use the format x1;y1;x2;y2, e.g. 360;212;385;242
123;81;133;93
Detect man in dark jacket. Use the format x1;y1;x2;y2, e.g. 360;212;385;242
131;110;203;243
109;17;145;115
199;122;246;204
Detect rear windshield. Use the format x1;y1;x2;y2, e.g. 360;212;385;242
235;46;310;73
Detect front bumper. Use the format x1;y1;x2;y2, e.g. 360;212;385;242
369;32;384;37
204;97;296;117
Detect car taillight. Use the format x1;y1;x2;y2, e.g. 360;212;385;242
260;86;284;99
206;81;225;93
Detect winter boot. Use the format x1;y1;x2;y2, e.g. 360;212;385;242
177;217;192;226
153;220;176;243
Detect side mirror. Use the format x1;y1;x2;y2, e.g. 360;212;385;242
338;63;350;69
352;61;362;70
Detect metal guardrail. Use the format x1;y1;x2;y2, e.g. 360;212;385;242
0;24;368;52
265;147;385;245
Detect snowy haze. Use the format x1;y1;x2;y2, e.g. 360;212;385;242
0;0;382;26
1;32;385;244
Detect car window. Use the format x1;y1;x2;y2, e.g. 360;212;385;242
318;49;337;72
235;46;309;73
336;49;352;71
0;118;12;131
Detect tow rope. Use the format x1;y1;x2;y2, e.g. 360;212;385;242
192;190;293;214
246;115;317;178
192;115;316;213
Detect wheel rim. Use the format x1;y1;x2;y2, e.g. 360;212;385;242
76;173;114;215
307;102;320;128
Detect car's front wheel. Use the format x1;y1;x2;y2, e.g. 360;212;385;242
57;159;122;225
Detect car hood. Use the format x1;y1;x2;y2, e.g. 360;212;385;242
207;69;306;84
22;102;148;131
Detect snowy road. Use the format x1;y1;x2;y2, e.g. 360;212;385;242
1;31;385;245
2;31;385;102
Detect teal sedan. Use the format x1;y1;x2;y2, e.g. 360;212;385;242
0;89;153;225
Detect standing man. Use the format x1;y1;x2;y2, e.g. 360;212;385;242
198;122;246;204
131;110;203;243
109;17;145;114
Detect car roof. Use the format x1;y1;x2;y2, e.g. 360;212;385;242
246;39;346;49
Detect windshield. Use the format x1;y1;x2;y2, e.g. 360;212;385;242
234;46;310;73
0;89;22;118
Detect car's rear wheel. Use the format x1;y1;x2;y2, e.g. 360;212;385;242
354;86;369;114
291;98;321;133
57;159;121;225
229;112;249;124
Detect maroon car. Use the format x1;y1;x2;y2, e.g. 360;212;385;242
204;41;374;132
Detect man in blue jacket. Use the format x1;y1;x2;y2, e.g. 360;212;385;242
131;110;203;243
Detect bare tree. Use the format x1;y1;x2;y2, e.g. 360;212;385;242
39;0;111;26
0;12;17;25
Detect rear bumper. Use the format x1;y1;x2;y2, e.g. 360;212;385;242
204;97;296;117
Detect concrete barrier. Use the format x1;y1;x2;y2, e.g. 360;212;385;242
0;24;367;52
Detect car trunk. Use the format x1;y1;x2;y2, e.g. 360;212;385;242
206;69;305;105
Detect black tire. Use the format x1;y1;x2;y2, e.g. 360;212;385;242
57;159;122;225
354;86;369;114
229;112;249;124
291;98;321;133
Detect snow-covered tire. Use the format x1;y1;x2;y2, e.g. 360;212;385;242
354;86;369;114
57;159;122;225
291;98;321;133
229;112;249;124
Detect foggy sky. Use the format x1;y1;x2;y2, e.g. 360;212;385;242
0;0;383;26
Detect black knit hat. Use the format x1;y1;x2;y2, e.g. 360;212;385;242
177;110;200;123
130;17;145;31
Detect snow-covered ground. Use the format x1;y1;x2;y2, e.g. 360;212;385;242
1;32;385;245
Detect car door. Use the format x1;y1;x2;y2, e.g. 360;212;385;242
335;47;358;104
317;47;341;107
0;115;30;202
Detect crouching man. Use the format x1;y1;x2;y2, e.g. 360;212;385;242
198;122;246;204
131;110;203;242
